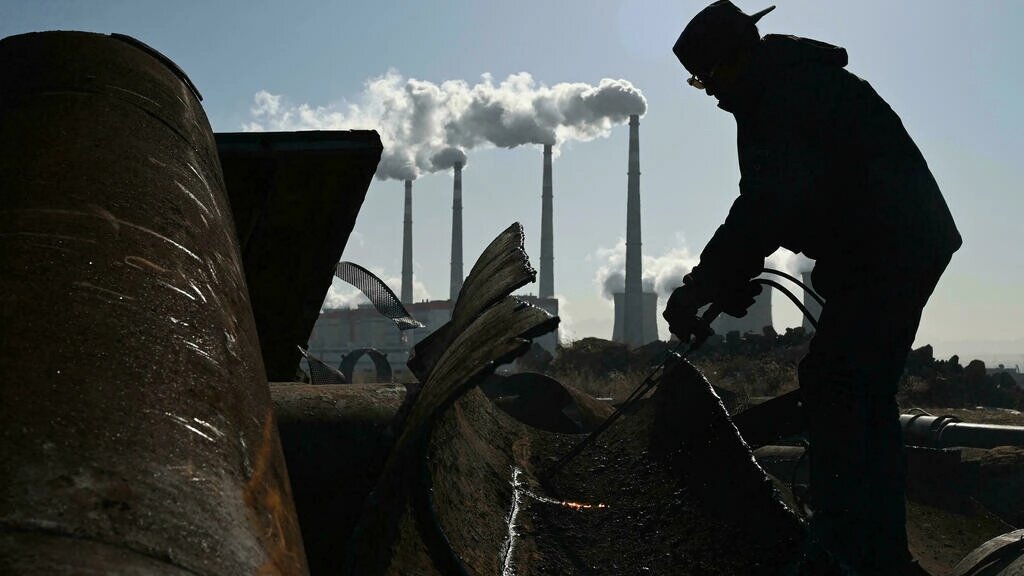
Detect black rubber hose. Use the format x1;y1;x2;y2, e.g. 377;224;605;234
753;278;820;331
760;267;825;308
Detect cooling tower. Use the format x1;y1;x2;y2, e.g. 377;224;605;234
711;289;774;336
612;291;659;345
450;162;463;301
623;114;644;346
539;144;554;299
401;179;413;304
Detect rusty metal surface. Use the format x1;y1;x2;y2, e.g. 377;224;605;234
0;32;306;575
951;528;1024;576
271;384;404;576
216;130;382;381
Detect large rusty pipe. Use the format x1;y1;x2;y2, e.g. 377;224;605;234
0;32;306;574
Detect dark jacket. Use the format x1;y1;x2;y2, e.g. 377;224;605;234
689;35;961;301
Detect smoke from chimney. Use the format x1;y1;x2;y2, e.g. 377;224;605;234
539;144;554;299
401;179;413;304
244;71;647;181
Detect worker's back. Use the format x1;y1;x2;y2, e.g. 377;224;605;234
734;35;961;285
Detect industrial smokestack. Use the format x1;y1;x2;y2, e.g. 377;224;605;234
401;179;413;304
624;114;643;346
450;162;463;301
539;144;554;299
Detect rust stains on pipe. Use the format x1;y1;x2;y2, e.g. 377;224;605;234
0;32;306;575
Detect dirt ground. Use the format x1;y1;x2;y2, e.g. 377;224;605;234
528;403;800;576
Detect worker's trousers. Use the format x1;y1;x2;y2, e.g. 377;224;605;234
799;252;951;575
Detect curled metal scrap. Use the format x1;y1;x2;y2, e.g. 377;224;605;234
334;261;424;330
344;222;557;576
407;222;537;382
398;297;558;448
951;528;1024;576
297;346;347;384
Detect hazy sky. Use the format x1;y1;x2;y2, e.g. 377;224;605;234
4;1;1022;361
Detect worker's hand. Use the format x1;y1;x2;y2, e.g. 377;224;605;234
663;283;702;342
716;280;762;318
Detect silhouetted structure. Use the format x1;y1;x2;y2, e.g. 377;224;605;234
450;162;464;301
540;144;555;299
623;114;645;346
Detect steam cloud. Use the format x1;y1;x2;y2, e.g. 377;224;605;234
430;147;467;171
595;243;816;304
766;248;815;276
245;70;647;181
594;240;700;302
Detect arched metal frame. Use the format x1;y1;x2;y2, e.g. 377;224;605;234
339;348;393;383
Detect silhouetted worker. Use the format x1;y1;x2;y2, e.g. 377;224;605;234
663;2;961;574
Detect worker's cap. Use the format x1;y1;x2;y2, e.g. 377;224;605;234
673;1;775;78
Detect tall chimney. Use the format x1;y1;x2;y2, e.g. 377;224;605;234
539;144;554;299
401;179;413;304
624;114;643;346
450;162;463;301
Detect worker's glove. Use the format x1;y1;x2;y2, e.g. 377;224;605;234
716;280;762;317
663;283;702;342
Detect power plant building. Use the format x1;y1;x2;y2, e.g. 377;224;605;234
307;146;561;381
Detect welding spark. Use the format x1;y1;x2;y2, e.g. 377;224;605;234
520;488;609;510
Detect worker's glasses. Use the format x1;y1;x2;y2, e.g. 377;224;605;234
686;61;721;92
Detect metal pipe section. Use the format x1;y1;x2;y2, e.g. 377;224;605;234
539;144;554;299
0;32;306;575
624;114;643;346
450;162;464;301
900;414;1024;449
402;179;414;304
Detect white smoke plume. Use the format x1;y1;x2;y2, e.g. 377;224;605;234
430;147;467;171
766;247;815;277
245;70;646;181
553;293;576;346
594;243;815;304
593;239;700;302
321;270;432;311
